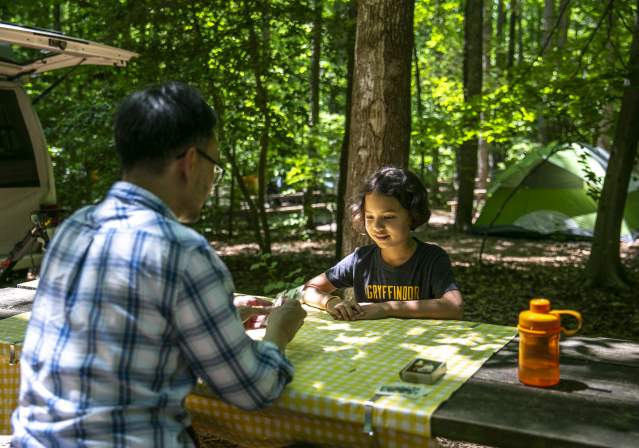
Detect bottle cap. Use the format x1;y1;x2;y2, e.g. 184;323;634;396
518;298;560;333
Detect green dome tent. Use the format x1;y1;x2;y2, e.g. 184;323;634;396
473;143;639;241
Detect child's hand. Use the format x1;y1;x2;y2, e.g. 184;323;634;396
353;303;387;320
327;298;363;321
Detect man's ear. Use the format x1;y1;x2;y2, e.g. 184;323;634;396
175;146;198;181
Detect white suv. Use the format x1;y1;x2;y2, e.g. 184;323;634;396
0;22;136;276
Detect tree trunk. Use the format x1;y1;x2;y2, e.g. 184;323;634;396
429;0;445;205
222;146;265;249
517;3;524;64
247;4;272;253
304;0;322;230
209;90;265;249
534;1;542;51
538;0;557;144
52;2;62;31
542;0;556;50
228;143;236;239
413;43;438;201
455;0;483;232
341;0;414;257
557;0;571;50
585;0;639;289
477;0;493;190
597;104;615;151
507;0;517;75
554;0;571;138
335;0;357;261
496;0;506;71
596;5;616;151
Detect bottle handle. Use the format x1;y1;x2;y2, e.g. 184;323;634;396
551;310;582;336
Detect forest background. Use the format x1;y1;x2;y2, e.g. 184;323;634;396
3;0;638;340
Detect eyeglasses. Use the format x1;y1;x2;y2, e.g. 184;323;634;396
176;147;225;189
195;147;225;187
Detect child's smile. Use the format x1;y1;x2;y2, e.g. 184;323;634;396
364;192;414;255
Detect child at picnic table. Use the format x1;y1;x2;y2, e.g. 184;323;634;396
302;166;463;321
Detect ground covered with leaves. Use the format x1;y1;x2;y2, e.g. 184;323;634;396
215;210;639;341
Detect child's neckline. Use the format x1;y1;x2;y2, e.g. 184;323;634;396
378;237;419;268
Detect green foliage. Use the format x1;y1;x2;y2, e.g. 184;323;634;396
249;252;305;295
4;0;635;242
30;76;125;211
577;151;603;202
412;0;634;181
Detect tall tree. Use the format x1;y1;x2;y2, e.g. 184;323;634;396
246;1;273;253
596;2;617;151
413;43;426;179
507;0;518;77
496;0;507;71
585;0;639;289
340;0;415;257
538;0;560;143
557;0;571;49
542;0;556;49
303;0;323;230
52;2;61;31
335;0;357;260
517;0;524;64
455;0;483;232
477;0;493;189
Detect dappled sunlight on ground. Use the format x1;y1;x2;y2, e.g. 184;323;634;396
415;208;639;268
214;207;637;267
212;239;333;257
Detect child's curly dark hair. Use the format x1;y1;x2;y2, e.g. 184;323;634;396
350;166;431;232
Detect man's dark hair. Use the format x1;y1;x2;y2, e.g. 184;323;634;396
351;166;431;231
115;81;217;172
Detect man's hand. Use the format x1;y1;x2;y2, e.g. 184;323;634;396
352;302;388;320
263;300;306;351
326;298;363;321
234;295;273;329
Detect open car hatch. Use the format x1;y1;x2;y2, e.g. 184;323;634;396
0;21;137;273
0;22;138;79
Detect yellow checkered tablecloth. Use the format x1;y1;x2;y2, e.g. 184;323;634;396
187;308;517;448
0;310;517;446
0;312;30;434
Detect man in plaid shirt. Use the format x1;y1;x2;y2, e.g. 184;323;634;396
11;82;306;447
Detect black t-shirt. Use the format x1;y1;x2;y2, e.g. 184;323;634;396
325;238;459;302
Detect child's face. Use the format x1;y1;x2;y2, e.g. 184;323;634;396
364;192;413;250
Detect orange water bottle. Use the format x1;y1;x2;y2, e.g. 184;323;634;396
517;298;582;387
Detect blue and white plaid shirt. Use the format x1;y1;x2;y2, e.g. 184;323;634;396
12;181;293;447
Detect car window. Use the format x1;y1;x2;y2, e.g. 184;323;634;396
0;89;39;188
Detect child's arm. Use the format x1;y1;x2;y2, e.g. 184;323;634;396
302;273;363;320
355;289;463;320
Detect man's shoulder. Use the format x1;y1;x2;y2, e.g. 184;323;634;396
137;214;209;253
166;220;210;249
93;190;208;249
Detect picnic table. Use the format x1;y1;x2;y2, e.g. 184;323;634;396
1;285;638;447
183;311;639;448
432;336;639;447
